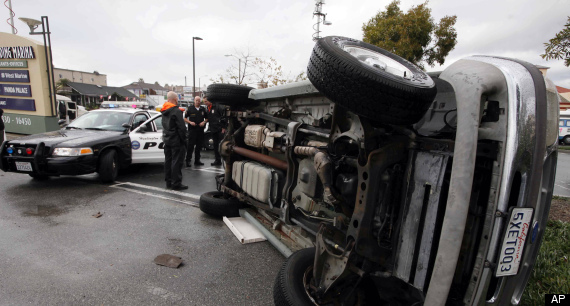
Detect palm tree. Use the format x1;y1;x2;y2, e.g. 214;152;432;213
56;78;71;93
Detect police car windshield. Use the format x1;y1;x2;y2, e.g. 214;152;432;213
67;111;132;131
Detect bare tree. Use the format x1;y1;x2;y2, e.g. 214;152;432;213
211;48;307;87
210;47;257;85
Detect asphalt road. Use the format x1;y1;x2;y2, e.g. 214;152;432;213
0;151;283;305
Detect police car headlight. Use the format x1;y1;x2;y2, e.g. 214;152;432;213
52;147;94;156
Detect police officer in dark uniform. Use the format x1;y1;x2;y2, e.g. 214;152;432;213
184;96;207;167
204;96;226;166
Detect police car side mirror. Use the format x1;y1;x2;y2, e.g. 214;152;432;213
121;123;132;134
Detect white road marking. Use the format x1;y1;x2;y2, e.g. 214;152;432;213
555;184;570;191
113;181;200;200
111;185;199;207
190;167;224;174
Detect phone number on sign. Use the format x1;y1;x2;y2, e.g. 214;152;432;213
2;116;32;126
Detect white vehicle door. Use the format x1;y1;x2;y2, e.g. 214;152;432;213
130;113;164;164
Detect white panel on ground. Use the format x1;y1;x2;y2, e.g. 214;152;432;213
223;216;267;244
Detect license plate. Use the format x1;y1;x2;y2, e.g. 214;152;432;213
496;207;533;277
15;161;33;172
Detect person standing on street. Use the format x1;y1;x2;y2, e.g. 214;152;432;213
204;97;226;166
161;91;188;190
184;96;207;167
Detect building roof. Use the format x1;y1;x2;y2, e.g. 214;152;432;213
534;64;550;69
122;81;167;91
67;82;138;98
54;67;107;76
560;94;570;104
557;86;570;94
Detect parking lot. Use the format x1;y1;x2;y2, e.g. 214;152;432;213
0;150;283;305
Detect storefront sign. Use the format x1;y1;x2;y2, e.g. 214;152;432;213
1;112;59;134
0;70;30;83
0;84;32;97
0;46;35;59
0;97;36;111
0;60;28;68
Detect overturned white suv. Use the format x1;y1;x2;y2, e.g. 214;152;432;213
199;36;559;305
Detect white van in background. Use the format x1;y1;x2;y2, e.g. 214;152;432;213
559;110;570;144
57;95;88;124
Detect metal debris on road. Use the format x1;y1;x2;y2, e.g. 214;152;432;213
154;254;183;268
92;212;103;218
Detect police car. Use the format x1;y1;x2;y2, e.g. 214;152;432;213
0;108;165;183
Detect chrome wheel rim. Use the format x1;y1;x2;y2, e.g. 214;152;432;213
343;46;413;80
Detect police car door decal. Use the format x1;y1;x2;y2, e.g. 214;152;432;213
130;115;165;164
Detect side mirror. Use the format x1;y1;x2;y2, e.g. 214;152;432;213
122;123;132;134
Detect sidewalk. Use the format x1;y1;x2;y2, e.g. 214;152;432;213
5;133;26;141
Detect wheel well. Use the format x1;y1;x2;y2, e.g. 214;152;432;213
96;147;124;171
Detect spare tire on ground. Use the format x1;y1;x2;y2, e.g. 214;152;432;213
307;36;437;125
206;83;257;108
199;191;245;218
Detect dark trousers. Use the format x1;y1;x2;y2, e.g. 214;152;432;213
212;131;223;162
186;129;204;163
164;145;185;186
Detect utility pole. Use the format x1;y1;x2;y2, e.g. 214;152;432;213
313;0;332;41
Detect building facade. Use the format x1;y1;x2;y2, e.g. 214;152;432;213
54;68;107;86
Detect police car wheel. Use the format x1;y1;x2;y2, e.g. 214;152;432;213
199;191;244;218
98;149;119;183
307;36;437;125
206;83;256;107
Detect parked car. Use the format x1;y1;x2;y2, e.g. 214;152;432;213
0;108;165;182
198;36;559;305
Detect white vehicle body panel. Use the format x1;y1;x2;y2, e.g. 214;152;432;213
130;114;165;164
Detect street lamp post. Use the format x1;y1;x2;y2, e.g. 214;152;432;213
192;37;203;99
224;54;241;84
19;16;57;116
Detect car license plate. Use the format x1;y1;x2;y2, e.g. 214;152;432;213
495;207;533;277
15;161;33;172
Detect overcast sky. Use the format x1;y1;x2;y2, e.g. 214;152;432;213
3;0;569;89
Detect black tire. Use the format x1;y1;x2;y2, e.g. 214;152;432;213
98;149;119;183
307;36;437;125
203;132;214;150
206;83;256;107
199;191;245;218
563;136;570;145
274;247;316;306
29;173;49;180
